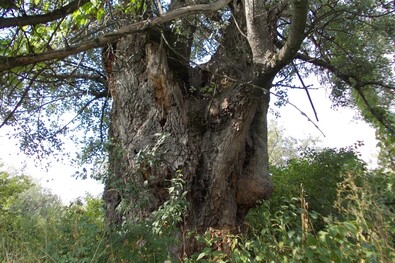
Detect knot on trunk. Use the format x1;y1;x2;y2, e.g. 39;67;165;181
236;174;273;208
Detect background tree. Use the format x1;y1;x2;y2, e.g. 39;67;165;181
270;146;366;224
267;119;321;167
0;0;394;254
0;165;33;228
0;164;108;262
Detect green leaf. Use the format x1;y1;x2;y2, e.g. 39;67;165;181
196;251;207;261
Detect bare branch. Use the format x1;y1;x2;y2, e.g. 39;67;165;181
270;0;308;71
292;61;319;121
270;91;326;137
295;53;395;136
0;0;91;29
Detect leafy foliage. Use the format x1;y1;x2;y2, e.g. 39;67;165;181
0;0;394;261
0;167;33;229
152;170;189;235
304;0;395;150
0;0;110;166
1;142;395;262
187;150;395;262
271;146;366;219
0;0;393;169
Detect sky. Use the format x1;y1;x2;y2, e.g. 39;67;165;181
270;86;379;167
0;82;379;204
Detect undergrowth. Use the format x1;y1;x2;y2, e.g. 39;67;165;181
1;148;394;262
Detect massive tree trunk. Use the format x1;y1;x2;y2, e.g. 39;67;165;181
104;30;272;227
103;0;307;255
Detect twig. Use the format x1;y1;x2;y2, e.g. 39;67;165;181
227;76;326;137
231;13;247;39
0;65;40;129
292;61;319;121
270;91;326;137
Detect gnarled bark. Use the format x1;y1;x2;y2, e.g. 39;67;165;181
103;0;308;255
103;29;273;251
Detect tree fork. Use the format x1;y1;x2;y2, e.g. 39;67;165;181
103;25;274;250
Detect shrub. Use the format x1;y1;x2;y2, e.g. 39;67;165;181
271;147;366;222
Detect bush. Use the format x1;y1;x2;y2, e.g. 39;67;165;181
188;147;394;262
0;168;107;262
270;147;366;222
1;147;394;262
229;157;395;262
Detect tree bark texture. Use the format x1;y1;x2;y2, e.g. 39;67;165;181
104;30;272;223
104;29;272;214
103;0;307;254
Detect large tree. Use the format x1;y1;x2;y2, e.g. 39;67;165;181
0;0;394;254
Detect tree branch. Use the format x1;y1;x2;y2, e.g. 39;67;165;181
270;0;308;71
292;61;319;121
0;65;41;129
99;97;109;142
270;91;326;137
0;0;231;72
0;0;91;29
39;72;106;85
295;53;394;92
244;0;274;63
295;53;395;136
51;96;98;137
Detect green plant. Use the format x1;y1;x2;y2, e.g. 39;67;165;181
0;167;108;263
333;172;395;261
152;170;189;235
105;169;189;262
271;147;366;223
229;158;395;262
2;146;394;263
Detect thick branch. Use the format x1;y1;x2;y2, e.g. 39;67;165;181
0;0;231;72
244;0;274;63
0;0;90;29
270;0;308;71
244;0;308;72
